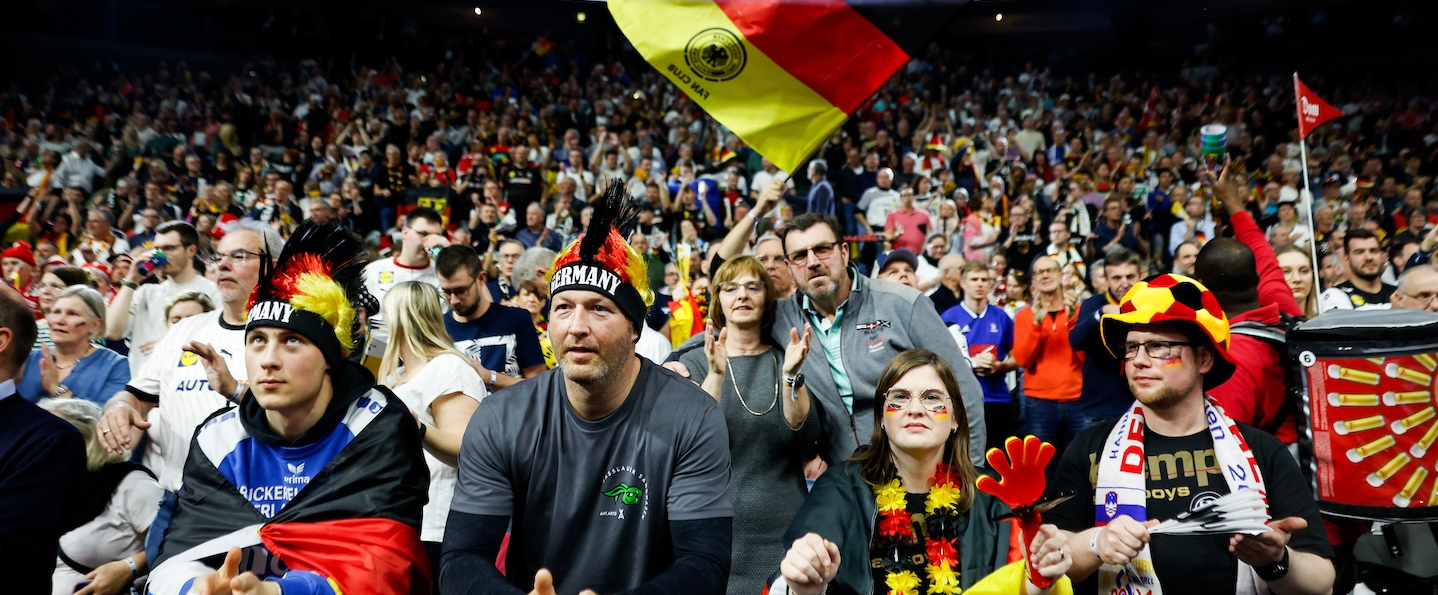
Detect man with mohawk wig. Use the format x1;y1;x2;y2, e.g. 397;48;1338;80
443;181;734;595
148;221;431;595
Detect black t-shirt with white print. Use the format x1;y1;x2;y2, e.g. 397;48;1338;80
1045;418;1333;595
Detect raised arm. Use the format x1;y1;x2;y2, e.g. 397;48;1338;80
1213;168;1300;316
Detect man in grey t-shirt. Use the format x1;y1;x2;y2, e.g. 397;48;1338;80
442;185;733;595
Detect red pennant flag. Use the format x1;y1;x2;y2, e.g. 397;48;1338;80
1294;75;1344;139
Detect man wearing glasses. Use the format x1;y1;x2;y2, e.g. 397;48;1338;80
97;220;281;497
1044;274;1333;595
487;239;526;303
437;245;547;392
1390;265;1438;312
105;221;219;375
776;213;986;467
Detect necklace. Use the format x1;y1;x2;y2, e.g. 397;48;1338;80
54;346;96;370
873;465;965;595
726;350;779;416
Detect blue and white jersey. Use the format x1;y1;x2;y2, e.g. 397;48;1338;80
940;303;1015;403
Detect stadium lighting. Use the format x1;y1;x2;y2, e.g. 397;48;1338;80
577;12;587;23
474;7;482;16
995;13;1003;21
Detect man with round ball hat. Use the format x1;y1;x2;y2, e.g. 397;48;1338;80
1041;274;1334;595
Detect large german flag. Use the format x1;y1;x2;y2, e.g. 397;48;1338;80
610;0;969;174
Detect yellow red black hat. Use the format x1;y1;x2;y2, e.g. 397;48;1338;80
1100;274;1235;389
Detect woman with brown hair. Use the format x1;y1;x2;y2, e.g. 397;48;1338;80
679;255;819;595
774;349;1071;595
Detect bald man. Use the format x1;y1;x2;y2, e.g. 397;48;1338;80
931;254;966;315
1392;265;1438;312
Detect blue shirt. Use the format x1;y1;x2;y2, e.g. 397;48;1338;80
940;303;1014;404
20;347;130;405
214;412;353;518
445;303;546;377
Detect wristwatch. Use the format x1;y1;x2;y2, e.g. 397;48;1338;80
1254;547;1290;582
51;384;72;399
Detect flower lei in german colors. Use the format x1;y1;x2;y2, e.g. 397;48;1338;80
873;464;964;595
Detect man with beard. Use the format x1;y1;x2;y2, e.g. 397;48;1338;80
438;245;546;392
1318;229;1395;311
443;186;733;595
1044;274;1334;595
1069;248;1142;425
776;213;985;465
106;221;219;375
98;221;282;492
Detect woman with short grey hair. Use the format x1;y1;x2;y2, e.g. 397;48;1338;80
21;285;130;405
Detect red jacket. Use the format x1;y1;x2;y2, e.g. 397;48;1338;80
1208;210;1301;443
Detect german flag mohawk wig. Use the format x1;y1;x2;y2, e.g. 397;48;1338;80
246;221;371;364
547;180;654;330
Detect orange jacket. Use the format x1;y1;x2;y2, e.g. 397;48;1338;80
1012;306;1083;402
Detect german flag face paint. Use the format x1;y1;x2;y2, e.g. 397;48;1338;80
883;389;951;418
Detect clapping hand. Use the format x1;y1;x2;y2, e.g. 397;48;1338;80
783;324;813;377
703;320;728;376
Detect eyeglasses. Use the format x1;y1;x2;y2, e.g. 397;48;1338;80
1122;341;1195;361
207;250;263;266
716;281;764;297
786;241;841;264
1032;266;1060;277
1399;291;1438;306
441;278;478;297
883;389;951;413
756;255;787;266
36;283;68;293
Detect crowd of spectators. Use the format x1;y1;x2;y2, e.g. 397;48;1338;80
3;24;1438;595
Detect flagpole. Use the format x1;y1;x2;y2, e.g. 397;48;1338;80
1295;73;1324;304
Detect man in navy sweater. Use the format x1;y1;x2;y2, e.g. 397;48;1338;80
0;283;87;594
1068;248;1143;426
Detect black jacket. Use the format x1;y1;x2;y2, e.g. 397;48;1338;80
775;461;1015;595
154;360;428;569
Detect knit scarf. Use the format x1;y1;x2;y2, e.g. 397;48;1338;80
1094;397;1267;595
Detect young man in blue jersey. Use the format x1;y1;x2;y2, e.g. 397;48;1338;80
941;261;1017;450
147;222;429;595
